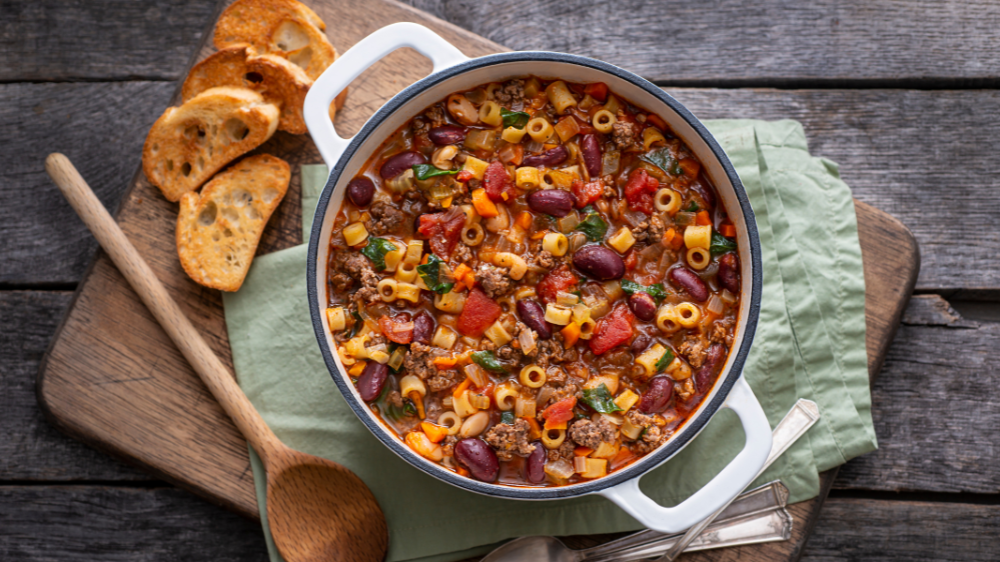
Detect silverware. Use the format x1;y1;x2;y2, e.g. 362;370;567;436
480;481;790;562
654;398;821;561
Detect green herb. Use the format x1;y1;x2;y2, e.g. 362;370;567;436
574;410;588;420
572;290;583;298
655;348;675;372
470;350;507;373
347;311;363;339
375;384;408;421
685;201;700;212
412;163;459;181
501;108;530;129
620;279;668;303
361;238;398;271
404;402;417;416
500;411;515;425
640;147;683;176
575;206;608;242
417;254;454;294
581;383;624;414
350;377;359;385
710;231;738;256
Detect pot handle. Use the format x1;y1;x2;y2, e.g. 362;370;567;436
598;375;772;535
304;22;469;167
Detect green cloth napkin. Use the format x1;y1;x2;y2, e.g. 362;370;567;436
222;119;876;562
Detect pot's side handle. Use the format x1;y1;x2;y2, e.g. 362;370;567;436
304;22;469;167
599;376;772;535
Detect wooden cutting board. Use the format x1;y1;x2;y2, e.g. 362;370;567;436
36;0;919;560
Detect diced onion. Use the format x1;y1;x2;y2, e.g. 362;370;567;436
707;294;724;315
721;289;738;304
463;363;489;387
544;458;575;479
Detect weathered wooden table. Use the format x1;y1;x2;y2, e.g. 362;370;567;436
2;0;999;560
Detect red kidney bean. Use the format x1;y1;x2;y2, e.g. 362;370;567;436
517;300;552;340
718;252;740;294
573;245;625;280
669;267;709;302
525;441;547;484
526;189;574;217
357;362;388;402
412;311;435;344
346;177;375;207
454;438;499;482
638;375;674;414
379;151;427;179
522;145;569;168
631;335;652;355
695;343;726;394
580;134;602;179
428;125;466;146
690;176;716;210
628;292;657;321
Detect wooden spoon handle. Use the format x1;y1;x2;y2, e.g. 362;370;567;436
46;153;282;464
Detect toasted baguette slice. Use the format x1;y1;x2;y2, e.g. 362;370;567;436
143;86;280;201
214;0;337;80
176;154;290;291
181;46;258;102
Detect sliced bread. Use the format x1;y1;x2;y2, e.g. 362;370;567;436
213;0;337;80
143;86;280;202
176;154;290;291
181;46;258;102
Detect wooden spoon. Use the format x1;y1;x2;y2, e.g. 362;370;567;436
46;153;388;562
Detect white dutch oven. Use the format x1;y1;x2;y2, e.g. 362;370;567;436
303;23;769;535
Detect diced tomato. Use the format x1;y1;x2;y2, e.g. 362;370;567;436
457;288;502;337
583;82;609;102
499;143;524;166
571;179;604;209
624;168;658;215
484;160;515;202
541;396;578;430
378;315;414;344
418;207;466;259
456;170;474;183
536;265;579;304
645;113;668;131
624;249;638;271
589;303;635;355
573;114;595;135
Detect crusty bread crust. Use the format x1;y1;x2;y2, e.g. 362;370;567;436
181;46;256;102
246;51;312;134
213;0;337;80
142;86;280;202
176;154;290;291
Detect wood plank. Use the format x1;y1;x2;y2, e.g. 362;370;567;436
834;294;1000;494
0;0;217;82
0;486;266;561
6;84;993;291
0;291;147;481
801;498;1000;561
8;0;1000;85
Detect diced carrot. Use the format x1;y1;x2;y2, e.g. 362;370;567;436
678;158;701;178
463;271;477;289
348;361;366;376
696;210;712;226
421;422;449;443
433;357;458;369
453;263;472;281
561;322;581;348
516;211;533;230
624;249;638;271
421;254;430;265
409;391;426;419
472;188;499;218
574;447;594;457
456;466;470;477
441;196;453;208
531;230;549;240
547;420;568;430
720;223;737;238
645;113;668;131
524;417;543;440
663;227;676;245
453;377;472;400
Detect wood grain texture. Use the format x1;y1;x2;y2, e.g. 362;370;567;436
0;0;217;82
0;486;267;561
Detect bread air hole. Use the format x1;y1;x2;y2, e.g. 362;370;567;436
273;21;309;52
232;189;252;207
245;72;264;84
222;206;240;225
262;187;279;204
181;162;192;177
198;201;217;227
245;206;261;221
166;159;174;172
225;118;249;141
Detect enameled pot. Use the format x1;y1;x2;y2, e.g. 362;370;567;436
303;23;769;535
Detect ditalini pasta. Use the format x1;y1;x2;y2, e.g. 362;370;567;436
325;76;741;486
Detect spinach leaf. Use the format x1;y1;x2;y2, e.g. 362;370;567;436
412;164;459;181
581;383;624;414
575;206;608;242
375;384;409;421
416;254;454;294
361;238;398;271
470;350;507;373
346;311;363;339
620;280;669;303
501;108;530;129
640;148;683;176
710;231;738;256
685;201;700;212
500;411;515;425
655;348;675;372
